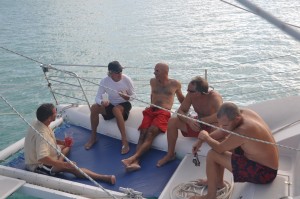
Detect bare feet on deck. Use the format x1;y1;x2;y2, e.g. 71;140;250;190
190;195;207;199
84;137;97;150
125;163;141;172
194;179;226;189
121;158;141;172
156;153;176;167
121;158;132;167
102;175;116;185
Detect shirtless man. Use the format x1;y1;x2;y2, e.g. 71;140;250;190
157;76;223;167
190;102;279;199
121;62;184;171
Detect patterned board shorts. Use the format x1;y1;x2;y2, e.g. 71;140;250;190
231;149;277;184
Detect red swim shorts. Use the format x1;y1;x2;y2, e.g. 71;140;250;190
181;116;213;137
138;107;171;133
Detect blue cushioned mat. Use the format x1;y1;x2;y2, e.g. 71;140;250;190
6;124;181;198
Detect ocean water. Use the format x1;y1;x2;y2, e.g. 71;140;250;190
0;0;300;197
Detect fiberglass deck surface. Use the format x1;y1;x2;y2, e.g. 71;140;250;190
7;124;181;198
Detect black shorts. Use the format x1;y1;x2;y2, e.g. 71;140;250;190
35;164;56;176
102;101;132;121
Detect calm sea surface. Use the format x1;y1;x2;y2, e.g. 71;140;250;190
0;0;300;197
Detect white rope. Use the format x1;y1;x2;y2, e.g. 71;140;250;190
170;180;233;199
0;95;118;199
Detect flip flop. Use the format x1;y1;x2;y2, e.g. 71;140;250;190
121;145;130;155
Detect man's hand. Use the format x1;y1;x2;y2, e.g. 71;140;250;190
198;130;209;141
192;139;203;155
119;90;129;100
101;101;110;107
187;119;201;132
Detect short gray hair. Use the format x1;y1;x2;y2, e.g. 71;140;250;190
217;102;240;121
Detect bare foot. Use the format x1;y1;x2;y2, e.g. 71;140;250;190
156;153;176;167
194;179;226;189
121;158;133;167
84;137;97;150
195;179;208;186
190;195;207;199
101;175;116;185
125;163;141;172
110;175;116;185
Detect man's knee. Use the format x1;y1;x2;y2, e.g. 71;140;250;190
146;126;160;138
168;117;179;128
91;104;102;115
168;117;184;133
112;106;123;116
207;149;218;162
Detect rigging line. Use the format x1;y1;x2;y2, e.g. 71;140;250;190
235;0;300;42
51;63;136;69
0;96;118;199
128;92;300;152
211;70;300;85
60;69;300;152
210;53;297;71
220;0;300;29
0;46;44;65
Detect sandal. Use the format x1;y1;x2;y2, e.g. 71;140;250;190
121;145;130;155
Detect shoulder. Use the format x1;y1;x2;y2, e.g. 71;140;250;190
100;76;111;83
210;90;221;97
210;91;223;101
34;120;48;132
122;74;131;80
166;79;182;90
150;78;156;84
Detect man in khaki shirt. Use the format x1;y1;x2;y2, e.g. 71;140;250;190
24;103;115;184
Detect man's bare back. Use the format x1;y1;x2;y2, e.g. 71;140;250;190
231;109;279;169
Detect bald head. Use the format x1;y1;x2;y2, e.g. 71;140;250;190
155;62;169;75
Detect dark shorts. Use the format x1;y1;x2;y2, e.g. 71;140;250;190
102;101;132;121
231;148;277;184
181;116;213;137
138;107;171;133
35;164;56;176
